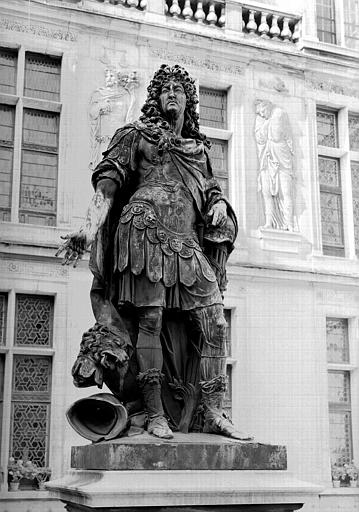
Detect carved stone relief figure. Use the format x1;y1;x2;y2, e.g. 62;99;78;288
254;99;295;231
89;68;139;169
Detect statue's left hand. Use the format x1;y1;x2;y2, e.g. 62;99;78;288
208;201;227;227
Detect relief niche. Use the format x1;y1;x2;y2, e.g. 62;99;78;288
89;67;140;170
254;99;296;232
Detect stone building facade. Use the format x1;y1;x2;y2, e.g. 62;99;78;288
0;0;358;511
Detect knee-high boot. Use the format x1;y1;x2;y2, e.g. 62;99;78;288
137;368;173;439
200;375;253;440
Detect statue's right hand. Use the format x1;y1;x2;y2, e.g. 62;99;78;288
55;231;92;267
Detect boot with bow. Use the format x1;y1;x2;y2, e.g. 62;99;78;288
137;368;173;439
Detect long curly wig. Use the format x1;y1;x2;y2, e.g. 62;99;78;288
140;64;210;148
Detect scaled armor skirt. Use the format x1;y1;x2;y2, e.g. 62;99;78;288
115;200;222;310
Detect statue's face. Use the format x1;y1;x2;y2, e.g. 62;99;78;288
256;101;272;119
160;80;186;119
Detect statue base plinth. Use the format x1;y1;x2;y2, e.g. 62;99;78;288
47;433;322;511
71;432;286;471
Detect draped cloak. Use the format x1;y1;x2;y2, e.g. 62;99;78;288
87;121;238;430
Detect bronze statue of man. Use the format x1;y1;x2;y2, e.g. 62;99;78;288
57;64;252;441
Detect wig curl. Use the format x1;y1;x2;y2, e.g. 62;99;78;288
140;64;210;148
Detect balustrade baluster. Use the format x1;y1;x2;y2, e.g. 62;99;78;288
292;20;301;43
246;9;257;34
218;5;225;27
182;0;193;21
126;0;139;7
206;2;218;25
139;0;147;9
258;11;269;38
194;1;206;23
169;0;181;17
269;14;280;39
281;16;291;41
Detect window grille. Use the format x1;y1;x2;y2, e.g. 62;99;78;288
326;318;349;363
319;157;344;256
24;52;61;102
13;355;52;394
10;353;52;466
316;0;337;44
329;409;353;465
317;110;338;148
0;48;17;94
0;104;15;221
328;370;351;403
349;115;359;151
15;294;53;346
199;88;227;129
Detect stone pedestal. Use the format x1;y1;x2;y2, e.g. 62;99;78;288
47;433;321;511
253;229;305;255
71;433;286;471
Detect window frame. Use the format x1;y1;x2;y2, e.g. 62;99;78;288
0;103;15;220
316;105;359;259
315;0;359;50
316;0;337;45
0;45;62;226
199;86;232;200
0;290;56;492
325;315;359;474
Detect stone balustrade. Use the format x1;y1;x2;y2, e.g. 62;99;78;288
164;0;301;43
240;3;301;42
34;0;302;42
57;0;146;11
